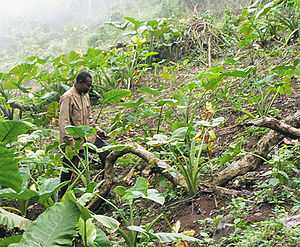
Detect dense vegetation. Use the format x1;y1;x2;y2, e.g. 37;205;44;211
0;0;300;246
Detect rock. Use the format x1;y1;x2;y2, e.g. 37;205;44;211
283;214;300;228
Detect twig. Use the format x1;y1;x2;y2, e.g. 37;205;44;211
208;35;212;67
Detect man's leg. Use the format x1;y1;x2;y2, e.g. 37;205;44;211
58;155;80;199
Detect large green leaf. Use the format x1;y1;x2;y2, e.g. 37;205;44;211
0;235;22;247
138;86;162;96
131;177;148;194
124;16;143;30
114;177;165;205
145;189;165;205
93;229;112;247
102;89;131;104
78;218;97;246
0;120;33;144
10;196;80;247
0;188;37;201
0;146;23;192
4;63;38;89
37;178;69;205
0;208;31;230
65;125;96;138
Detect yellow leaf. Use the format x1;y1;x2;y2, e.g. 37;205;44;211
172;220;181;233
183;229;195;237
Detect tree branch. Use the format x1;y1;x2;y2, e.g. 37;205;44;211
213;111;300;186
88;143;176;211
245;117;300;138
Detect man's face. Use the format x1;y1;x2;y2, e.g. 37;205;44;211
75;77;92;95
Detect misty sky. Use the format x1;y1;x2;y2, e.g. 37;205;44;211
0;0;62;23
0;0;249;69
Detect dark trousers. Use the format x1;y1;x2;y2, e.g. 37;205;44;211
59;136;109;198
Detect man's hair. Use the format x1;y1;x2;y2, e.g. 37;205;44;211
76;71;92;84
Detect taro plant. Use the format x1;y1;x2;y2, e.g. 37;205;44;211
63;125;98;190
97;177;199;247
0;120;69;215
1;191;119;247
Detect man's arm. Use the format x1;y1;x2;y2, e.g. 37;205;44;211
59;96;74;145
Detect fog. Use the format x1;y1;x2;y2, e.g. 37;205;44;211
0;0;165;50
0;0;249;69
0;0;119;33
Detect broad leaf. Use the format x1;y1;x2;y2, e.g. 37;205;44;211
222;68;253;78
127;227;199;243
10;195;80;247
127;225;147;234
138;86;162;96
171;127;188;142
78;218;97;246
0;188;37;201
131;177;148;195
93;215;120;232
158;99;177;107
114;177;165;205
0;235;22;247
124;16;143;30
102;89;131;104
145;189;165;205
93;228;112;247
65;125;96;138
38;178;69;205
0;146;23;192
147;134;169;146
0;120;32;144
0;208;31;230
97;144;129;153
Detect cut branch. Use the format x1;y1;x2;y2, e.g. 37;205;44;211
213;111;300;186
88;143;176;211
246;117;300;138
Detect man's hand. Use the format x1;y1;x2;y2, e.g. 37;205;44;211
64;136;75;146
96;127;108;139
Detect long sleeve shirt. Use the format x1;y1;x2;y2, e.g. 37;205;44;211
59;86;96;144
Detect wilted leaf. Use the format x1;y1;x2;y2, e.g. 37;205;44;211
0;208;31;230
147;134;169;146
93;215;120;232
145;189;165;205
154;232;199;243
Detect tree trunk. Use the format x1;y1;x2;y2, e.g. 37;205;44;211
212;111;300;186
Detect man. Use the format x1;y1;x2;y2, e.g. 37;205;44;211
58;70;108;198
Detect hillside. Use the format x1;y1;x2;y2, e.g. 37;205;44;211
0;0;300;246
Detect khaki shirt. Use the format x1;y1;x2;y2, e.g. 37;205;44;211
59;86;96;144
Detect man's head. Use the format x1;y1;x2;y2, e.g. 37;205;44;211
75;71;92;95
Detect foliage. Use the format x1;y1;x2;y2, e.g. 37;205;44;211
9;196;80;247
0;1;300;246
0;208;31;231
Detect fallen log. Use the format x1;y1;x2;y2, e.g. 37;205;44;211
212;111;300;186
88;143;176;211
246;117;300;138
